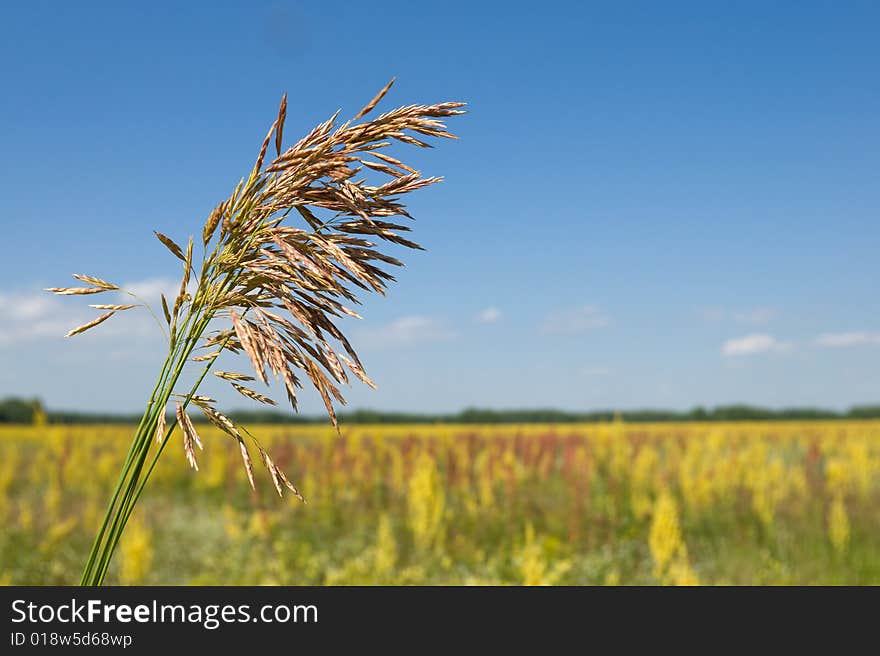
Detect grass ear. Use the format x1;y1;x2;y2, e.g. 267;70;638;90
51;82;463;586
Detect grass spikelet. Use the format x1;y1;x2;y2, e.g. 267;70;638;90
372;150;417;174
257;448;304;501
153;231;185;261
193;400;238;438
175;402;201;471
275;465;306;503
46;286;107;296
65;311;116;337
274;93;287;156
231;383;277;406
203;203;223;246
72;274;119;290
339;353;377;389
238;439;256;491
213;371;255;382
154;405;166;444
191;351;220;362
160;294;172;324
354;77;396;119
230;310;267;385
88;304;137;311
258;448;284;497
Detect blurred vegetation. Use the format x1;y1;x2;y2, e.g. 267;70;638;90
1;397;879;425
1;420;879;585
0;398;45;424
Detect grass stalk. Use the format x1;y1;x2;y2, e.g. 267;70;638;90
48;81;464;585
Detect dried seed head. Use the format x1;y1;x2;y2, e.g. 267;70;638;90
339;353;376;389
371;151;417;174
275;93;287;156
88;304;137;311
72;274;119;290
231;383;277;406
354;77;396;120
238;439;256;491
51;81;464;492
187;394;216;404
254;447;305;503
255;118;278;173
191;351;220;362
65;311;117;337
203;203;224;246
257;448;283;497
155;404;167;444
230;310;268;385
46;286;108;296
213;371;255;382
154;231;186;261
160;293;172;324
276;465;306;503
176;402;202;471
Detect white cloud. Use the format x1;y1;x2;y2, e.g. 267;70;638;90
357;316;456;349
721;334;792;357
0;291;56;323
540;305;610;335
815;332;880;348
0;318;76;346
0;291;86;346
475;307;502;324
10;295;54;321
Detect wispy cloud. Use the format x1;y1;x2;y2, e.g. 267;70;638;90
474;307;502;324
701;307;778;324
732;307;777;324
815;332;880;348
357;316;456;349
0;291;87;346
0;317;79;346
540;305;610;336
9;294;54;321
721;333;792;357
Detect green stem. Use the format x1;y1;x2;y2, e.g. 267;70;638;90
110;325;225;548
81;189;291;585
90;322;211;584
80;308;204;585
79;355;174;585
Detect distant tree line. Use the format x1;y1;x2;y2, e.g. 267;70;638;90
0;398;44;423
2;397;880;425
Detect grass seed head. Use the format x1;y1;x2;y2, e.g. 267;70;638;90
65;311;116;337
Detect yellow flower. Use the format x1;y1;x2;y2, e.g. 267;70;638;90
407;452;445;552
119;518;154;585
374;514;398;576
828;494;850;555
649;490;685;578
649;490;699;585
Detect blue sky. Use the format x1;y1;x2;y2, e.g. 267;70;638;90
1;1;878;414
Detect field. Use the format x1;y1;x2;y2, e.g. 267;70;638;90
1;420;879;585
